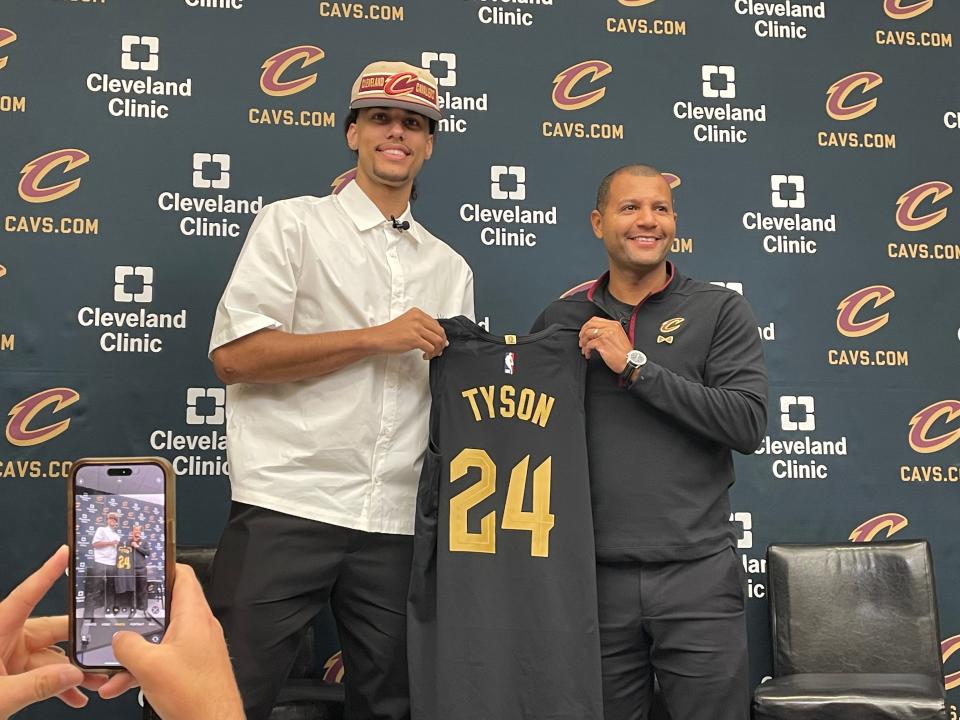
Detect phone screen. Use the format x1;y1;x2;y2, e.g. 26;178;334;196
72;462;168;668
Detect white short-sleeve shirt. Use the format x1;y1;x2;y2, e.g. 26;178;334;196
209;180;474;534
92;525;120;565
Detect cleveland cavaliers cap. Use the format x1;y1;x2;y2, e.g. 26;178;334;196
349;60;442;121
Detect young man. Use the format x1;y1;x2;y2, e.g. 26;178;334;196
207;61;474;719
531;164;768;719
86;511;120;618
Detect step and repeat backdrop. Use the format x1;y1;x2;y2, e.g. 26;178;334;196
3;0;959;716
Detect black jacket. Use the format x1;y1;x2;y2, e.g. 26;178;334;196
531;264;768;562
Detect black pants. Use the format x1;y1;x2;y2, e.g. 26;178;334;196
597;547;750;720
84;562;116;618
208;502;414;720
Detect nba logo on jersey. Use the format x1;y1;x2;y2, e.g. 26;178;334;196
504;351;516;375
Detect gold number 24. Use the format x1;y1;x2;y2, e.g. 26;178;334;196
449;447;555;558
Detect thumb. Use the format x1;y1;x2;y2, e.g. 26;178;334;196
0;664;84;718
111;630;152;668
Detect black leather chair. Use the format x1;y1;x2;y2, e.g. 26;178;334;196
141;546;344;720
753;540;947;720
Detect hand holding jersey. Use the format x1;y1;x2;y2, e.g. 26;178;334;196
374;307;448;360
577;317;633;372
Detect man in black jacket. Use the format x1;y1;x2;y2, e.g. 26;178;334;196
531;164;768;720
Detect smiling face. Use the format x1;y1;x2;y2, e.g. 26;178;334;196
346;106;433;193
591;172;676;277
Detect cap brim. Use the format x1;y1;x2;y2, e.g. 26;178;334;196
350;97;442;121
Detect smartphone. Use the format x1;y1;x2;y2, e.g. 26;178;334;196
68;457;176;670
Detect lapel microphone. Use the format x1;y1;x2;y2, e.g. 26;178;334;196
390;216;411;232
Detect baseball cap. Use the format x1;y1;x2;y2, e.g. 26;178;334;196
349;60;442;121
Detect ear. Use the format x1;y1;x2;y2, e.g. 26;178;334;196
424;132;434;161
346;121;359;152
590;209;603;239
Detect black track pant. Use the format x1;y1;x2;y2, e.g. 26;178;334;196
208;502;414;720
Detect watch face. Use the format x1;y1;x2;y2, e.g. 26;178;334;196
627;350;646;366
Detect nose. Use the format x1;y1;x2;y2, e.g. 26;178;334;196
385;117;406;138
634;205;656;227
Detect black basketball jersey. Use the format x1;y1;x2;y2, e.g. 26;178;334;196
408;316;603;720
114;545;135;593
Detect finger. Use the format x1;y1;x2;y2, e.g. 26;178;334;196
167;564;209;627
421;329;445;357
97;671;139;700
0;547;69;632
55;686;88;708
23;616;69;649
80;673;111;692
0;663;84;717
22;646;75;673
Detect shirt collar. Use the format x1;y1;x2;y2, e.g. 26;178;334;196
336;179;423;244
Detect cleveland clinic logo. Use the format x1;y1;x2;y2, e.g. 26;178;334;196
459;165;557;248
193;154;230;190
156;154;261;239
121;35;159;72
780;396;815;432
672;64;767;144
771;175;804;209
84;34;193;119
76;267;187;354
18;149;90;204
419;51;488;135
756;394;847;479
491;166;525;201
5;388;80;447
421;52;456;87
186;388;225;425
114;266;153;303
742;172;836;255
702;65;735;99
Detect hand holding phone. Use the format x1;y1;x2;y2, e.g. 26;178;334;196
0;546;109;717
69;458;176;671
98;564;245;719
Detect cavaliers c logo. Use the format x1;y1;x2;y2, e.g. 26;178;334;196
661;173;681;190
323;651;345;683
6;388;80;447
825;71;883;121
18;149;90;204
943;635;960;691
836;285;895;338
0;28;16;71
260;45;325;97
884;0;934;20
896;181;952;232
848;513;908;542
330;167;357;194
552;60;613;111
908;400;960;454
383;72;419;96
